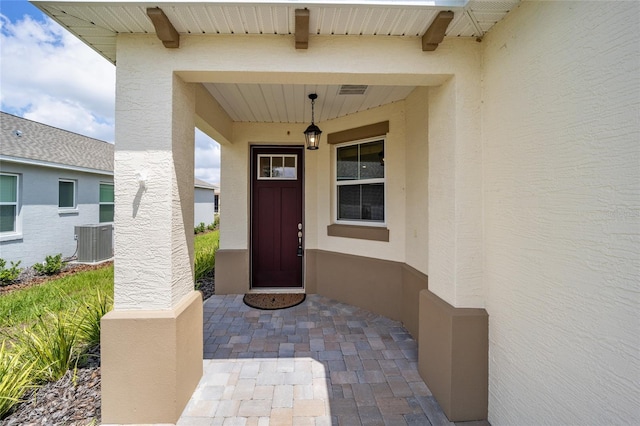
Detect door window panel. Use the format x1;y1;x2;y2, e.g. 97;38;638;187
257;155;297;180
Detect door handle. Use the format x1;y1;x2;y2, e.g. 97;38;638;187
297;223;303;257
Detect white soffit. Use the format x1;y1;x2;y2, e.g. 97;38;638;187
204;83;415;123
32;0;520;64
32;0;518;123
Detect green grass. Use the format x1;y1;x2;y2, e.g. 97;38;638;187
0;265;113;331
194;230;219;281
194;229;219;254
0;232;217;331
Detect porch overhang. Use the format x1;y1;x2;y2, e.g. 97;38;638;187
31;0;519;65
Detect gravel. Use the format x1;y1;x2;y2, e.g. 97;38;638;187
1;266;215;425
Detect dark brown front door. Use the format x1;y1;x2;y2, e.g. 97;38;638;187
251;146;303;288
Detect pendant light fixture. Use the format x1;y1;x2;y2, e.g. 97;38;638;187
304;93;322;150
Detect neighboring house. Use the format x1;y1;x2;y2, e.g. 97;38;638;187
0;112;114;266
194;178;218;225
1;112;219;266
32;1;639;425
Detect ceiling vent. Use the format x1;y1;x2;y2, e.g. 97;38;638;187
338;85;368;95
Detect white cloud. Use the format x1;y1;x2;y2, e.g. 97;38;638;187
1;13;222;183
0;14;115;141
195;128;221;186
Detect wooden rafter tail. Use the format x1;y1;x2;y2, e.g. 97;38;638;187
422;10;454;52
295;9;310;50
147;7;180;48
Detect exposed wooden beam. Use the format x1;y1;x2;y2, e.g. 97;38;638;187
422;11;454;51
295;9;310;49
147;7;180;48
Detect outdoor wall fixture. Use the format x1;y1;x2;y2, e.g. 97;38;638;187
135;170;148;190
304;94;322;150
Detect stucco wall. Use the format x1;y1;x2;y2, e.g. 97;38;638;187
481;2;640;424
114;42;195;310
0;163;112;266
220;101;411;264
219;121;308;251
316;102;407;263
404;87;429;274
427;44;484;309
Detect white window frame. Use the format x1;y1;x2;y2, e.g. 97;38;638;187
257;154;298;180
99;182;114;223
0;172;22;241
333;136;387;227
58;179;77;212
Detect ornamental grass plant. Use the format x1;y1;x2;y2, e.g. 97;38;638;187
0;342;36;418
14;311;83;384
0;263;114;418
0;230;216;418
76;290;113;348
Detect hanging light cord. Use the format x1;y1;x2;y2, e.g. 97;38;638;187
311;97;316;124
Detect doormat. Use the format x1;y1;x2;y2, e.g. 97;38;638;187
243;293;306;310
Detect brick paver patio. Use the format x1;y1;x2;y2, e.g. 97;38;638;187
177;294;456;426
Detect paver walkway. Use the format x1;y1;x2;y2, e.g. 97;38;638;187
178;294;455;426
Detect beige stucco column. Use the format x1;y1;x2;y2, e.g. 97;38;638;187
101;55;203;424
418;69;489;421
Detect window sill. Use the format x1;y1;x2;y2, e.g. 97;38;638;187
327;224;389;242
58;209;79;215
0;233;23;243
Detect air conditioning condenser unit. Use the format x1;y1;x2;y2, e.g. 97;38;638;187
75;224;113;263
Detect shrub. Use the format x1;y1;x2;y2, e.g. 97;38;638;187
33;254;63;276
0;259;21;285
0;342;36;418
194;222;206;234
206;222;216;231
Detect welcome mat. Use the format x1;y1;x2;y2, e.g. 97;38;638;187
243;293;306;310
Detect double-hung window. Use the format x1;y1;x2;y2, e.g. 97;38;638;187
99;183;114;223
335;138;385;224
0;173;20;235
58;179;77;210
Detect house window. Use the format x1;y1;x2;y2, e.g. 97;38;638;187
335;138;385;224
58;179;77;210
0;173;19;234
99;183;114;223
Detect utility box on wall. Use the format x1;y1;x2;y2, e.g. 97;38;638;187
75;224;113;263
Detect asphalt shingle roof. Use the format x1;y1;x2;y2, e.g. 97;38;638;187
0;112;113;172
194;178;218;190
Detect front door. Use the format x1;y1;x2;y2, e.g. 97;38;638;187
251;146;304;288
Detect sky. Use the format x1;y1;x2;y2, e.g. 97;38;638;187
0;0;221;185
